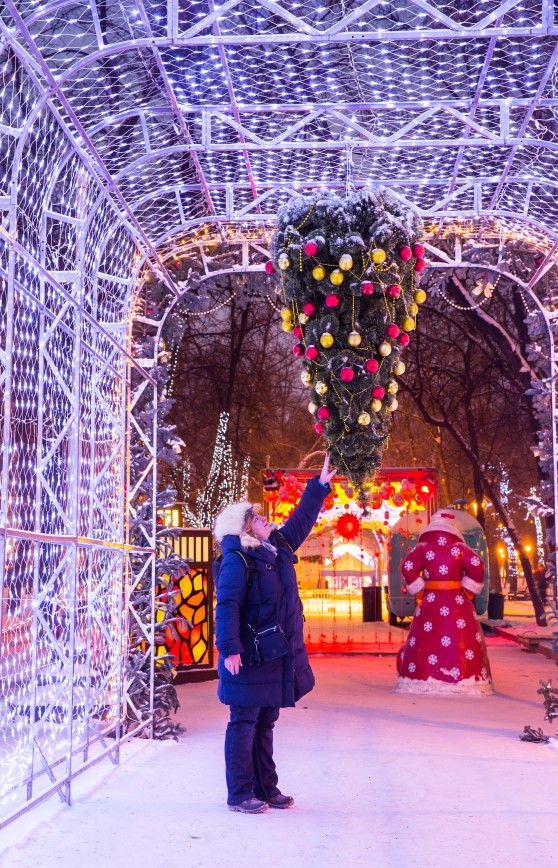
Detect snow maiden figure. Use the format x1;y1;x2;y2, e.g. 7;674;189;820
396;510;493;694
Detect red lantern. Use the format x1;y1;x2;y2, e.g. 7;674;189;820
335;513;361;540
418;479;436;502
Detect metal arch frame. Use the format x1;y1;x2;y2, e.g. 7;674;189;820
1;0;558;828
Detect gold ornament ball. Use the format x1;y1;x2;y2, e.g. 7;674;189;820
330;269;344;286
387;381;399;395
387;398;398;412
278;253;290;270
320;331;334;348
282;320;294;333
401;316;415;332
409;303;419;316
392;360;406;376
308;401;318;414
414;289;427;304
358;412;371;426
301;370;313;386
280;306;293;321
379;341;392;357
371;248;387;264
339;254;353;271
312;265;326;281
371;399;383;412
348;331;362;348
315;381;328;395
298;313;309;325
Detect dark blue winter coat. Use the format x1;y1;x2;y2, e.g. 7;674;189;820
215;476;329;708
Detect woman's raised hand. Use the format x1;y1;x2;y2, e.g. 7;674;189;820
319;453;337;487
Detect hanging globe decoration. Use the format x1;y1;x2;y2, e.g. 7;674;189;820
271;187;425;507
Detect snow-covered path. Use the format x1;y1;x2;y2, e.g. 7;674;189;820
2;641;558;868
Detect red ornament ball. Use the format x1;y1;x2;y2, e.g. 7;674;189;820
317;407;330;420
364;358;379;373
340;367;355;382
386;323;400;339
399;246;412;261
387;284;401;299
306;345;319;360
303;302;316;316
293;344;303;357
325;294;340;308
315;422;325;434
361;282;374;295
304;241;318;257
414;258;426;273
412;243;425;258
399;333;410;347
265;260;275;274
292;325;302;339
372;385;385;399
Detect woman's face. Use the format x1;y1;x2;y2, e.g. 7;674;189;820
249;512;272;541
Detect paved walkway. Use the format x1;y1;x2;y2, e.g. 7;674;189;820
3;640;558;868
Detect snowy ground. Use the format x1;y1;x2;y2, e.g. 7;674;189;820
2;640;558;868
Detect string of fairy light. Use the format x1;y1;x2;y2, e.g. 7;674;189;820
1;0;558;827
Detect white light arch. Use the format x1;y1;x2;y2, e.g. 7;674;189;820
1;0;558;827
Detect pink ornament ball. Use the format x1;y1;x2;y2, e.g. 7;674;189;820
293;325;302;339
386;323;400;339
315;422;325;434
306;345;319;360
325;294;340;308
372;386;385;400
387;284;401;299
364;359;379;373
399;246;412;261
293;344;303;357
340;367;355;382
414;258;426;273
399;333;410;347
304;241;318;257
317;407;330;421
412;243;425;258
265;260;275;274
361;282;374;295
303;302;316;316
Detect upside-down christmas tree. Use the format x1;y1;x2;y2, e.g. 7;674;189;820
270;187;426;505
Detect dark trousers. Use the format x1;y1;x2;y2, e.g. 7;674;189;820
225;704;281;805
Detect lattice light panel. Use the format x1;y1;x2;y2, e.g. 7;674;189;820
1;0;558;826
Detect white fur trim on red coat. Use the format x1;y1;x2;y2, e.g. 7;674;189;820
406;577;425;595
462;575;483;595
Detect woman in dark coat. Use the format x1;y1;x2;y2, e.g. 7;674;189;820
214;455;335;813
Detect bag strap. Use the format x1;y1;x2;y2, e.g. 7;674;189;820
226;550;257;590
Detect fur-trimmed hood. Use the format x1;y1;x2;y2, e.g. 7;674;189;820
214;501;263;549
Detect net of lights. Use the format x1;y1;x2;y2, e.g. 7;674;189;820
1;0;558;827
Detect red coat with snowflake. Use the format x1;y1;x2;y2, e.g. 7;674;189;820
396;530;493;694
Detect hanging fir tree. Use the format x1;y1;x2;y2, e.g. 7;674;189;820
270;186;425;504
